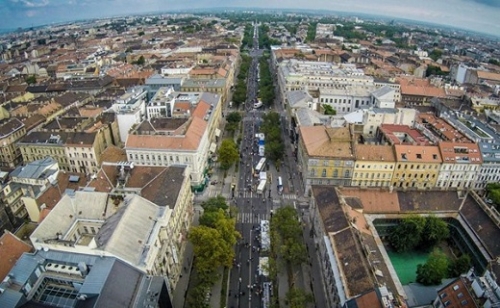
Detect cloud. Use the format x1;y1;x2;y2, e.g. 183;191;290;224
0;0;498;36
470;0;500;7
21;0;49;7
8;0;50;7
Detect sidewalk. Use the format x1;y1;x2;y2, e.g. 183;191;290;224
209;267;225;308
277;256;289;308
172;210;199;308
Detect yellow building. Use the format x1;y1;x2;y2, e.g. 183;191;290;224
181;78;227;102
0;118;27;168
298;125;355;194
392;144;442;189
352;144;396;187
18;131;109;173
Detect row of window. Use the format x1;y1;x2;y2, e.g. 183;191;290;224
310;169;351;178
128;153;192;163
356;164;394;169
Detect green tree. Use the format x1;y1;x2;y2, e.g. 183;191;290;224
25;75;36;85
200;195;228;212
429;49;443;61
138;31;145;36
323;104;336;115
266;140;285;163
416;249;449;285
282;238;308;266
489;58;500;66
135;55;145;65
285;287;314;308
388;215;426;253
226;111;242;124
448;254;471;277
426;65;447;77
486;183;500;206
225;112;242;135
218;139;239;170
189;226;230;278
421;215;450;249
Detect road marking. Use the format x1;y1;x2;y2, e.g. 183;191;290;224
237;213;270;223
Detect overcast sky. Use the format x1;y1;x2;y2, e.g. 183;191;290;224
1;0;499;36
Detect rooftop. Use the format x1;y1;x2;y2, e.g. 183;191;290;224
0;117;24;139
299;125;354;159
0;231;32;281
378;124;430;146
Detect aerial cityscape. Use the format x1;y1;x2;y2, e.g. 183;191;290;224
0;4;500;308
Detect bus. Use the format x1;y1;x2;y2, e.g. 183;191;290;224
277;176;283;194
257;180;266;195
255;158;266;173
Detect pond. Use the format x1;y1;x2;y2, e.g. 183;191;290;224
387;250;430;285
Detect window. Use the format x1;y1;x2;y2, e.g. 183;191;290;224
333;170;338;178
322;169;327;177
416;153;422;159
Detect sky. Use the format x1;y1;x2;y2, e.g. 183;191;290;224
0;0;499;36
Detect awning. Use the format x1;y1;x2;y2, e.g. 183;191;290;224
209;142;217;153
215;128;221;137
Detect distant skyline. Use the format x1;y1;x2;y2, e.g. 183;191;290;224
1;0;499;37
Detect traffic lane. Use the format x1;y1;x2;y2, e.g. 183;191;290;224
231;222;252;307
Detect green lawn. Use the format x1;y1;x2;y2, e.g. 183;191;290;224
387;250;429;285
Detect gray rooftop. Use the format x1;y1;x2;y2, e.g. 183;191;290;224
286;90;312;108
31;191;168;269
182;78;226;88
371;85;394;98
0;249;162;308
10;157;58;180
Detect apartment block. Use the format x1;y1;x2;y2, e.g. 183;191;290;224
0;118;26;169
297;125;355;193
110;86;148;143
126;92;222;189
352;144;396;187
18;131;106;174
30;187;190;296
0;249;172;307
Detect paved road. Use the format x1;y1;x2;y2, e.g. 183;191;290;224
226;22;280;308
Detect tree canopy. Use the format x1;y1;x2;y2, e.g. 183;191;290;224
271;206;307;266
260;112;285;163
225;111;242;135
388;215;426;253
416;249;449;285
285;287;314;308
188;196;240;292
218;139;239;170
388;215;450;253
323;104;336;115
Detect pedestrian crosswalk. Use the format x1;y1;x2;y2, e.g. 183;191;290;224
281;193;297;200
237;212;270;223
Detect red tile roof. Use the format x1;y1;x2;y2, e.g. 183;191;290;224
0;231;32;280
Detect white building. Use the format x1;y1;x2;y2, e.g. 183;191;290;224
435;142;482;189
161;65;194;76
360;108;417;136
276;60;400;106
147;88;203;120
319;85;395;115
110;87;148;143
126;92;222;188
319;86;374;115
30;184;192;295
